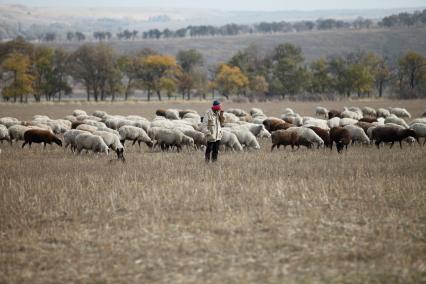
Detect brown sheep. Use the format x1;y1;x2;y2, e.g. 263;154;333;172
271;130;298;151
328;110;342;119
359;117;377;123
71;121;85;129
329;127;351;153
294;136;314;149
355;121;373;135
263;118;294;133
22;129;62;149
155;109;167;117
308;126;330;148
372;127;418;149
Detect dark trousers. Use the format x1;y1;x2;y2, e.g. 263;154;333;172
205;140;220;162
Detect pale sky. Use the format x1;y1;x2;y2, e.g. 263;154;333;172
2;0;426;10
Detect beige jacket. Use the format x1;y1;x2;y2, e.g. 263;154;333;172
203;109;224;142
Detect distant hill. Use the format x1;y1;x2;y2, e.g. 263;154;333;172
0;3;425;39
43;27;426;66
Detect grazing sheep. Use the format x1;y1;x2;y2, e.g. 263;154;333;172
342;110;362;120
0;125;11;144
22;129;62;149
165;109;180;120
409;118;426;126
281;113;303;126
315;106;328;118
287;127;324;148
178;109;198;118
361;106;377;117
226;108;249;117
389;107;411;118
63;115;78;123
76;124;98;133
96;127;119;136
303;118;329;130
227;127;260;150
263;118;293;132
92;110;108;118
73;109;87;117
327;117;341;129
82;120;107;129
409;123;426;145
384;117;409;128
153;128;194;152
329;127;351;153
328;110;342;119
0;117;21;128
118;125;153;148
339;118;358;127
155;109;167;117
355;121;373;135
220;130;243;152
344;125;370;144
64;129;86;152
75;133;109;155
8;125;30;143
372;127;418;149
307;126;330;148
93;131;125;161
250;108;265;117
271;130;297;151
376;108;391;118
223;112;240;123
175;128;206;149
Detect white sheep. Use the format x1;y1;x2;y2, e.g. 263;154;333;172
8;125;29;143
341;110;362;120
0;125;11;144
118;125;153;148
287;127;324;148
175;128;206;149
315;106;328;118
153;128;194;152
327;117;341;129
92;110;108;119
227;108;249;117
63;115;78;123
0;117;21;128
93;131;125;160
409;123;426;145
376;108;391;118
389;107;411;118
165;109;180;120
82;120;107;129
75;132;109;155
223;112;240;123
64;129;86;152
384;117;409;128
96;127;119;136
361;106;377;117
347;106;363;116
344;125;370;144
409;118;426;126
339;118;358;127
220;130;243;152
303;118;329;130
226;127;260;150
73;109;87;117
250;108;265;117
76;124;98;133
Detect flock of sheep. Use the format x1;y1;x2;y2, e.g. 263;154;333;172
0;105;425;161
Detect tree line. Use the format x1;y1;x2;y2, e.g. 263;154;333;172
0;37;425;103
20;9;426;42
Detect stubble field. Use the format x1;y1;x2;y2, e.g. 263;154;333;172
1;99;426;283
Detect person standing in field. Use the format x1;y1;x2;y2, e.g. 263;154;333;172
203;100;225;163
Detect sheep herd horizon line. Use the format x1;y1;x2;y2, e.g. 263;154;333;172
1;105;426;162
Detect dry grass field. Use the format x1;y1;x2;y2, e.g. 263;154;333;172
1;99;426;283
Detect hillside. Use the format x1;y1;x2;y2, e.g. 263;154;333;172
44;27;426;66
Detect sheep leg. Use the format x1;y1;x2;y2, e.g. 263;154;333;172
389;142;394;149
375;141;380;149
399;141;403;149
138;141;141;147
271;144;276;152
132;140;137;146
423;138;426;146
22;141;28;148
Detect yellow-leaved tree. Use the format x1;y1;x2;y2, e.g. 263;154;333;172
2;52;34;102
215;64;248;99
140;54;180;101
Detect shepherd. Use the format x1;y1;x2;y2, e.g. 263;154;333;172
203;100;225;163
